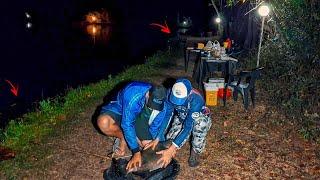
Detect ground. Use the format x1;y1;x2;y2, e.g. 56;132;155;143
3;56;320;179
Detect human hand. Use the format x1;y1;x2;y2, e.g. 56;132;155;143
141;140;152;147
143;139;159;150
126;152;142;172
156;145;177;168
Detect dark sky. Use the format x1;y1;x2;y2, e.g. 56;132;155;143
0;0;209;76
0;0;208;55
0;0;209;125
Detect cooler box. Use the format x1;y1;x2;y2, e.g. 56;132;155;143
208;78;232;99
208;78;225;88
203;82;218;106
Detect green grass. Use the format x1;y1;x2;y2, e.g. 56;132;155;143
0;49;178;178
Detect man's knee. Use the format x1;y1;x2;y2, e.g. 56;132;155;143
97;115;116;135
193;114;212;133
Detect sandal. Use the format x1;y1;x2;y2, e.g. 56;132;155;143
109;138;126;158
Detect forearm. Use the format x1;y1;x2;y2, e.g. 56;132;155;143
122;127;140;153
156;110;174;140
169;144;178;151
125;137;140;153
172;127;193;148
172;118;193;148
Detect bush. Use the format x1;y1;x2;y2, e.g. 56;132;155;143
258;0;320;140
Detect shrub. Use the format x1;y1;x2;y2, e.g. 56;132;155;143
257;0;320;140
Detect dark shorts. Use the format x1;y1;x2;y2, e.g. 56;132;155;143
100;110;152;141
134;116;152;141
100;110;122;126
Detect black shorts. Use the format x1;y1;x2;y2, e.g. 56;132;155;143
100;110;152;141
100;110;122;126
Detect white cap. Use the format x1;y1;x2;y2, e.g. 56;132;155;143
170;82;188;105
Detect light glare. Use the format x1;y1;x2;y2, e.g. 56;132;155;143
26;22;32;29
258;5;270;17
215;17;221;23
25;12;31;18
91;16;97;22
92;26;97;34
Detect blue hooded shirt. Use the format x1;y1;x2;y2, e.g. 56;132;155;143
101;81;168;153
156;89;206;148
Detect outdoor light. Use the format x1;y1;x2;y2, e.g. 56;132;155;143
256;3;270;67
258;5;270;17
26;22;32;29
25;12;31;18
91;15;97;22
86;13;100;24
215;17;221;24
92;26;97;34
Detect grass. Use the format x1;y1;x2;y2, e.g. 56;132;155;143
0;49;179;177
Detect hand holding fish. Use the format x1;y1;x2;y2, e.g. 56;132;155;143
156;145;177;168
143;138;159;150
126;151;142;172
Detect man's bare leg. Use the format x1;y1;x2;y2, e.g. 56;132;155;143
97;114;127;155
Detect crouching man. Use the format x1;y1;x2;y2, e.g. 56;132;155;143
144;78;212;167
97;81;168;171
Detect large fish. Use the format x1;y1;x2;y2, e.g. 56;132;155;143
104;141;179;180
128;140;171;173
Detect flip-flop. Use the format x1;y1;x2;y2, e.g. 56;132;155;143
110;138;126;157
112;138;121;153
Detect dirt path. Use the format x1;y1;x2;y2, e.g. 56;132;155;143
18;56;320;179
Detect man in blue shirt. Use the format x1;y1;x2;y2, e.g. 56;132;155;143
144;78;212;167
97;81;168;171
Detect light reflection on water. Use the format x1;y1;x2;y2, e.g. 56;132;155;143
1;7;169;128
84;10;112;44
86;24;111;44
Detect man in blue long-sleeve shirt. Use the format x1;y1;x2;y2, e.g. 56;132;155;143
97;81;168;171
144;78;212;167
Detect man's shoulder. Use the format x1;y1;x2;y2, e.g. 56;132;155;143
121;81;151;104
123;81;152;94
190;89;204;99
125;81;151;89
187;89;205;106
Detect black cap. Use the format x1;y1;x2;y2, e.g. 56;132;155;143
147;85;167;111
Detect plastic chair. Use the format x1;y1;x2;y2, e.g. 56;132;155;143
223;67;264;109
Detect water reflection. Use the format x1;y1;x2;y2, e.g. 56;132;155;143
86;24;111;44
84;10;112;44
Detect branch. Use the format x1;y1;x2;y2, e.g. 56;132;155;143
209;0;220;16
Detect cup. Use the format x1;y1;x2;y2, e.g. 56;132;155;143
220;47;226;56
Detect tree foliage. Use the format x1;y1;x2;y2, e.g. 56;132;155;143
259;0;320;140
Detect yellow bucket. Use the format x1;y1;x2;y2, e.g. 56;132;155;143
223;42;228;49
197;43;205;49
204;82;218;106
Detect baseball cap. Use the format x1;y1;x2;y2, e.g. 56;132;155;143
169;78;192;105
146;85;167;111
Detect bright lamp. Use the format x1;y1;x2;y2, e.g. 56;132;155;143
215;17;221;24
258;5;270;17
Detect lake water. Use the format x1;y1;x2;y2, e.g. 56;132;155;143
0;0;209;128
0;9;169;128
